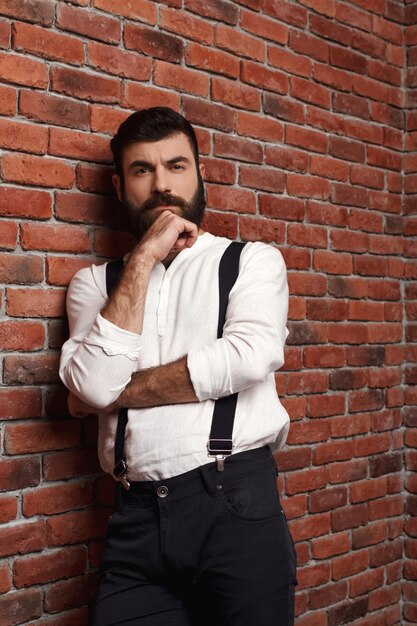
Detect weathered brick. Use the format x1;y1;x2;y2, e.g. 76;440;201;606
51;66;120;104
12;21;85;65
19;90;90;131
0;50;48;88
1;153;75;189
13;547;87;588
57;3;121;43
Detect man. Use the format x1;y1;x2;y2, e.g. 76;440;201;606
60;107;297;626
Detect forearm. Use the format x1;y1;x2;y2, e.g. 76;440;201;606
101;249;155;334
116;355;199;409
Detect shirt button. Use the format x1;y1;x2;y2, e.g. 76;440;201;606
157;485;169;498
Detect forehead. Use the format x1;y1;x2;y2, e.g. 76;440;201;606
122;132;195;168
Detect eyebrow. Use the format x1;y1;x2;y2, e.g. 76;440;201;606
128;155;192;170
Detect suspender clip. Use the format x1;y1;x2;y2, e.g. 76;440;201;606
113;459;131;491
207;439;233;472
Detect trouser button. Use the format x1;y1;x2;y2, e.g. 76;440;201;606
157;485;169;498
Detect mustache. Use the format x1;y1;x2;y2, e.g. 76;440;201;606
141;192;189;213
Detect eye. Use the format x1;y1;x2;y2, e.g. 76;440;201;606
134;167;150;175
171;164;185;171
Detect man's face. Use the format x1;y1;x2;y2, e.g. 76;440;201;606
113;132;206;241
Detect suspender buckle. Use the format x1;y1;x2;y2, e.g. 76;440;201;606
207;439;233;472
113;459;131;491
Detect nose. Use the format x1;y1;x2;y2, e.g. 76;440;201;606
151;166;172;195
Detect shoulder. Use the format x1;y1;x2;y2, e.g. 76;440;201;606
240;241;286;273
67;260;109;301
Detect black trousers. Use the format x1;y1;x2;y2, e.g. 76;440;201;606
93;447;297;626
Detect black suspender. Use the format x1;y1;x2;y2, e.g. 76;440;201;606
105;241;246;488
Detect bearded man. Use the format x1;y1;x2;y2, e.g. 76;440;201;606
60;107;297;626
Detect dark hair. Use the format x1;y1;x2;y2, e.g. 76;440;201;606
110;107;200;177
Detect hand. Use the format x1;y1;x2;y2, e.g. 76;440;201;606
136;210;199;264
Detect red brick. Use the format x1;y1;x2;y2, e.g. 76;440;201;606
313;440;354;465
373;14;403;45
303;345;345;368
55;191;111;226
49;127;112;164
0;0;54;25
124;22;183;62
0;388;42;420
0;221;18;249
287;174;330;199
309;155;349;181
333;91;369;120
288;274;327;296
313;250;352;274
160;6;213;44
215;23;265;61
185;42;239;79
0;50;48;88
308;394;346;418
331;229;369;252
0;19;10;48
93;228;135;258
0;253;43;284
310;12;351;45
259;195;305;221
288;224;328;248
47;510;110;546
201;157;236;185
13;547;87;588
44;572;98;613
202;211;238;240
88;41;151;81
286;467;329;495
263;0;307;27
269;46;312;78
265;145;308;172
6;288;66;318
296;562;331;591
0;117;48;154
347;301;384;322
19;90;90;130
309;580;347;610
286;125;328;154
239;216;285;244
0;457;41;491
5;419;80;454
307;201;348;227
0;520;46;558
367;146;402;171
239;166;284;193
352;521;387;549
0;321;44;351
12;21;85;64
240;60;288;95
264;93;306;123
314;63;352;92
0;495;18;524
2;153;74;189
237;113;284;145
291;76;331;109
330;136;366;162
57;3;120;43
329;45;366;74
43;448;101;481
21;223;91;253
240;9;288;45
75;164;114;195
286;420;330;445
0;84;17;115
23;483;92;517
93;0;157;23
312;531;350;559
155;60;209;97
51;66;120;104
185;0;238;24
331;503;368;531
47;257;94;287
289;513;330;542
345;118;384;145
207;185;256;214
213;134;262;163
0;589;42;626
122;82;180;111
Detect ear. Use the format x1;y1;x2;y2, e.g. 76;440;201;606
112;174;122;202
199;162;205;179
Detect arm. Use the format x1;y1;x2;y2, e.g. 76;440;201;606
68;355;198;417
61;210;199;409
68;242;288;416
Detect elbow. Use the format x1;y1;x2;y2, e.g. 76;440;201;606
60;365;121;410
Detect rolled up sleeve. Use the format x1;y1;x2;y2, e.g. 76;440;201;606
59;264;142;409
187;243;289;402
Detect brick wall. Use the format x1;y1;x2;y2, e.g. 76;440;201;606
404;1;417;624
0;0;413;624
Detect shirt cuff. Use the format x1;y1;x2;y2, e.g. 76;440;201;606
187;343;232;402
84;313;142;361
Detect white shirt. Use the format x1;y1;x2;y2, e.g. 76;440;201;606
59;232;290;481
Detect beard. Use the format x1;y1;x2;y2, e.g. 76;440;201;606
121;174;206;242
